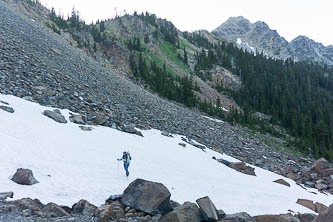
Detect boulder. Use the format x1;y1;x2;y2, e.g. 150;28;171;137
254;214;300;222
311;158;329;172
297;213;316;222
273;179;291;187
260;214;298;222
315;202;328;214
296;199;316;212
0;192;14;201
11;168;39;185
196;196;218;221
230;162;256;176
220;212;253;221
121;179;173;215
13;198;44;216
0;105;14;113
69;114;86;125
43;110;67;124
93;205;114;222
160;202;201;222
79;126;93;131
72;199;97;216
230;162;247;171
42;203;70;217
319;168;333;177
313;204;333;222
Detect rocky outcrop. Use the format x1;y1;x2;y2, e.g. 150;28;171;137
43;110;67;124
212;17;333;66
121;179;173;215
11;168;39;185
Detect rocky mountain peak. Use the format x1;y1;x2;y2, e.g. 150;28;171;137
212;17;333;65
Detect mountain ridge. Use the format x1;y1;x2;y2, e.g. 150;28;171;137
212;16;333;65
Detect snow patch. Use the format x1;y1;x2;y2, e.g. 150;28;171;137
0;94;332;216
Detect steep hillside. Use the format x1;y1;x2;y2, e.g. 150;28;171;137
213;16;333;66
1;0;315;179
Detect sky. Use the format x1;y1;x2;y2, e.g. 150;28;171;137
40;0;333;46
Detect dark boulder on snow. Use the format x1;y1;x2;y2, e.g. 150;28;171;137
11;168;39;185
0;105;14;113
160;202;201;222
0;192;14;201
313;204;333;222
196;196;219;221
43;110;67;124
273;179;290;187
122;179;173;215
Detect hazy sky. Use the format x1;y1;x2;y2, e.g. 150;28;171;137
40;0;333;46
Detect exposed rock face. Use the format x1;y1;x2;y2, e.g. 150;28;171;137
43;110;67;124
160;202;201;222
121;179;173;215
273;179;290;187
313;204;333;222
212;16;333;66
196;196;218;221
11;168;39;185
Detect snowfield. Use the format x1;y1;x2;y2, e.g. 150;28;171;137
0;94;332;216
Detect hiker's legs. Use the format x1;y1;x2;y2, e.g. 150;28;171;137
124;163;129;176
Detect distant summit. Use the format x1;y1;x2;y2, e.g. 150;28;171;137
212;17;333;65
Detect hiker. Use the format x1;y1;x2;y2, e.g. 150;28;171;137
118;152;131;176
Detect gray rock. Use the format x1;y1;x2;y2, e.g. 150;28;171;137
42;203;70;218
297;213;316;222
43;110;67;124
160;202;201;222
253;214;300;222
79;126;93;131
0;192;14;201
72;199;97;216
313;204;333;222
121;179;173;215
11;168;39;185
0;105;14;113
221;212;253;221
70;114;86;125
273;179;290;187
196;196;218;221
